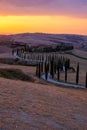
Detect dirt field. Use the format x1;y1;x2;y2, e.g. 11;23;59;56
0;47;87;129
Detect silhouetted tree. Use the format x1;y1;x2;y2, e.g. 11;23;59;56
65;64;67;82
38;63;41;78
12;49;14;55
57;62;60;81
41;62;44;73
85;72;87;88
76;63;79;84
44;62;49;80
50;59;54;79
36;64;38;76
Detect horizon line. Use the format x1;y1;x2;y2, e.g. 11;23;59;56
0;32;87;36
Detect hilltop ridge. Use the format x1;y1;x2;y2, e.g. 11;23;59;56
0;33;87;50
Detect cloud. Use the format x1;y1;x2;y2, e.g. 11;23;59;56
0;0;87;17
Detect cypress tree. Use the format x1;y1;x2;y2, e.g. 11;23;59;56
19;50;21;57
76;63;79;84
58;58;62;71
36;64;38;76
48;55;50;63
65;64;67;82
57;63;60;81
24;44;26;51
85;72;87;88
41;62;43;73
42;56;44;62
54;61;56;74
37;55;39;61
50;59;54;79
62;56;65;65
39;55;41;62
44;62;48;80
16;49;18;55
22;48;24;53
67;59;70;68
47;62;50;73
24;54;26;59
12;49;14;55
38;63;41;78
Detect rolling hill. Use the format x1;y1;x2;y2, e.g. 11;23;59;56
0;33;87;50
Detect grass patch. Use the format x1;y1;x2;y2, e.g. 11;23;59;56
0;68;35;82
65;52;87;60
0;58;37;66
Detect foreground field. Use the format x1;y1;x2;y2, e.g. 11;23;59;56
0;77;87;130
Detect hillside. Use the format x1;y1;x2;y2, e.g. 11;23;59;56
0;33;87;129
0;68;87;129
0;33;87;50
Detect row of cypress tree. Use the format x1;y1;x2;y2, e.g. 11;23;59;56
36;60;87;88
13;48;87;88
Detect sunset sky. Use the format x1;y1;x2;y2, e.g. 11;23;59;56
0;0;87;35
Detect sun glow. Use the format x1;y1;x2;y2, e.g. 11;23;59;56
0;15;87;35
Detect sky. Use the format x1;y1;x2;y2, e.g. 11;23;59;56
0;0;87;35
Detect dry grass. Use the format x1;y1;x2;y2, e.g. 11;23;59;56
53;49;87;86
0;50;87;129
58;71;86;86
0;68;35;82
0;63;36;75
0;77;87;129
72;49;87;59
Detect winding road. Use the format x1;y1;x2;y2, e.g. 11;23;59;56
13;52;85;89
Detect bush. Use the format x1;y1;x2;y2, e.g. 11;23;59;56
0;68;34;82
